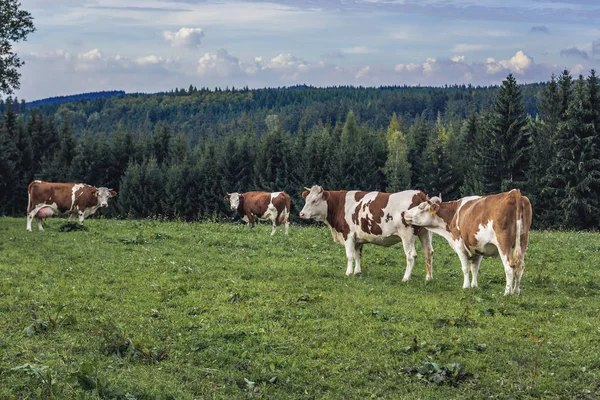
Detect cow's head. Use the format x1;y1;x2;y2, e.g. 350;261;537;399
224;192;242;211
94;187;117;208
299;185;329;222
402;194;443;227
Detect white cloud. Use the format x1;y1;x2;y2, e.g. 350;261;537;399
79;48;102;62
135;55;165;66
451;55;465;62
394;64;405;72
500;50;533;74
452;44;488;53
162;27;205;48
355;65;371;80
341;46;377;54
197;49;243;77
571;64;585;76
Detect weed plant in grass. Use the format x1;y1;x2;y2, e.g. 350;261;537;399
1;217;600;398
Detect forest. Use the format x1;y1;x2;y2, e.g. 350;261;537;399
0;71;598;230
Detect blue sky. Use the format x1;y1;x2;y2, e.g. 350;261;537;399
16;0;600;100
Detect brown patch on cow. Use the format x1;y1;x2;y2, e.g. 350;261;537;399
325;191;351;240
354;192;366;202
402;191;429;227
436;200;460;236
365;193;390;235
271;192;291;225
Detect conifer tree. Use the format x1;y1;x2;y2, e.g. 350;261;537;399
0;99;20;214
546;75;600;228
421;117;460;199
383;113;411;192
482;74;530;192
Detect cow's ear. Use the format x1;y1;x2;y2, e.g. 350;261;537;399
322;191;329;200
224;195;230;201
430;203;440;214
109;190;117;198
301;190;309;199
92;189;98;197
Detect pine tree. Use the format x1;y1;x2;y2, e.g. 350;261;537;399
546;75;600;228
459;111;485;196
384;113;411;192
407;112;431;190
0;99;20;214
421;117;460;199
483;74;530;192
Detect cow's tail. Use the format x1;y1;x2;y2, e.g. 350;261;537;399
512;189;523;267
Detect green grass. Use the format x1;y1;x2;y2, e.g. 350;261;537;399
1;217;600;399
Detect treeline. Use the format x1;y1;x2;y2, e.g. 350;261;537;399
24;83;544;145
0;72;599;229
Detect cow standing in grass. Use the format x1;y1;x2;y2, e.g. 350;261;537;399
27;181;117;231
225;191;291;235
299;185;433;279
401;190;532;295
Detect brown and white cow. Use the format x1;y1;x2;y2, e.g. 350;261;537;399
299;185;433;280
27;181;117;231
401;190;532;295
225;191;291;235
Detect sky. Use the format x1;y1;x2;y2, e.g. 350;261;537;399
14;0;600;100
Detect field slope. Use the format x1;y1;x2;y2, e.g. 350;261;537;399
1;217;599;399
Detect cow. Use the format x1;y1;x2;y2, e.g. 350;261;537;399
225;191;291;235
401;190;532;295
27;181;117;231
299;185;433;280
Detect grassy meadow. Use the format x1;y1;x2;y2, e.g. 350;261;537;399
1;216;600;399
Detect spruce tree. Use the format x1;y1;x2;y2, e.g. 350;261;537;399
484;74;530;192
421;117;460;199
0;100;20;214
546;75;600;228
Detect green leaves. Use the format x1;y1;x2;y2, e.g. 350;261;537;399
403;361;476;386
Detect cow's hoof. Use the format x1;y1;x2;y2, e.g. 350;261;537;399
425;276;433;281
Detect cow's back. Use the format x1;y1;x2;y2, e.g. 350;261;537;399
28;182;76;213
349;190;428;240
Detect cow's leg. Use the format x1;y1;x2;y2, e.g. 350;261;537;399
270;214;279;236
513;261;525;295
470;255;483;288
284;209;289;235
401;232;417;281
418;229;433;280
344;238;356;276
68;213;75;222
499;252;514;295
457;251;471;289
353;244;363;275
26;211;34;231
36;217;44;231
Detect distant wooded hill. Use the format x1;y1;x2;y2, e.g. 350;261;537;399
26;91;126;108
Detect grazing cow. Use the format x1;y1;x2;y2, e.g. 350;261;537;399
299;185;433;279
225;191;291;235
401;190;532;295
27;181;117;231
